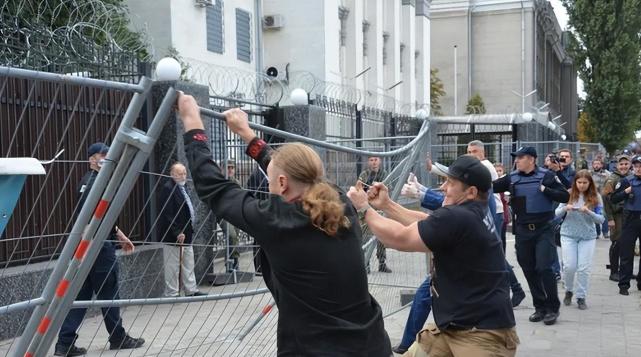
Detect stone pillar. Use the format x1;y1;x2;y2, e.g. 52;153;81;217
278;105;327;141
152;81;215;283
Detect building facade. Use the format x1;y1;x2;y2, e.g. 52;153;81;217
430;0;578;138
126;0;431;111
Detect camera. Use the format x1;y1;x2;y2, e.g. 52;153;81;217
548;153;566;164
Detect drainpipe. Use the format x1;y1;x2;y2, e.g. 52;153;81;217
254;0;264;76
521;0;526;113
468;1;473;99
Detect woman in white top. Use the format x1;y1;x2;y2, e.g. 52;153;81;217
555;170;605;310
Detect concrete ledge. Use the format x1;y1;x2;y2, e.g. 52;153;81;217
0;244;164;341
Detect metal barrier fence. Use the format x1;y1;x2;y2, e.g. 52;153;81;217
0;66;431;356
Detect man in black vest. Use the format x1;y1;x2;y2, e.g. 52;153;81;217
610;155;641;295
493;146;569;326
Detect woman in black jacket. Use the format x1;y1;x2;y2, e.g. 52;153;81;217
176;94;391;357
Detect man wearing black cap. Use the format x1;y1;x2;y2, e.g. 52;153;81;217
348;155;518;357
610;155;641;295
54;142;145;356
493;146;569;326
602;154;631;281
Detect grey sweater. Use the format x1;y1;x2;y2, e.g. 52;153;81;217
555;193;605;240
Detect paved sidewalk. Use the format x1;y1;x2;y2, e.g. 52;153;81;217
1;235;639;356
386;234;641;357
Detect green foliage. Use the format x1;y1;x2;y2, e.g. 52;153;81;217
166;47;192;82
430;68;446;116
561;0;641;153
465;93;486;114
2;0;148;59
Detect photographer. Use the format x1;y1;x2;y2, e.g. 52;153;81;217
545;152;572;189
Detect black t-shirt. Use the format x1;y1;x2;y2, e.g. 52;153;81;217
418;200;515;330
184;131;392;357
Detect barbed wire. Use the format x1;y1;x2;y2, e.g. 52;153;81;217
0;0;152;74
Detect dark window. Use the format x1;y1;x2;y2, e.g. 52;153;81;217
206;1;224;54
236;9;251;62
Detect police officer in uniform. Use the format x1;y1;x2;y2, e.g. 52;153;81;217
610;155;641;295
54;143;144;356
602;154;631;281
493;147;569;326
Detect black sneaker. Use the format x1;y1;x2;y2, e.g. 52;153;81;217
511;290;526;308
619;287;629;296
543;311;559;325
54;344;87;356
378;264;392;273
392;345;408;354
563;291;573;306
110;335;145;350
609;273;620;282
577;298;587;310
528;311;545;322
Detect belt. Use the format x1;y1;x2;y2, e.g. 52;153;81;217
517;222;548;231
446;323;475;331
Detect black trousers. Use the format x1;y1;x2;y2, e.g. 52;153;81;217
514;223;560;313
618;211;641;289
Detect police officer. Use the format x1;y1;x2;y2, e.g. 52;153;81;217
493;147;569;326
602;154;631;281
610;155;641;295
54;143;145;356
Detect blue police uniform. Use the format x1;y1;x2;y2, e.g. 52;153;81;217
611;173;641;292
493;147;569;324
56;170;127;349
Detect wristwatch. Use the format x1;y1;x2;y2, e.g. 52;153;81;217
357;205;371;221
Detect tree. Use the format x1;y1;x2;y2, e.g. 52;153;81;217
577;111;596;142
430;68;446;116
561;0;641;153
1;0;149;62
465;93;486;114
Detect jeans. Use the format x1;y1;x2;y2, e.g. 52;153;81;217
561;236;596;299
514;223;560;313
399;277;432;349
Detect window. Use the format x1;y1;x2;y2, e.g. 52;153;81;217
235;8;251;63
206;0;224;54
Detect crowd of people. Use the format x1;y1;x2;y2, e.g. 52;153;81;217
57;97;640;356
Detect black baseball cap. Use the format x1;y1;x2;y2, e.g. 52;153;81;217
632;156;641;165
442;155;492;192
88;142;109;157
511;146;537;158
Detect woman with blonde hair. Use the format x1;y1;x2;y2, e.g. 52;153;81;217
556;169;605;310
176;94;391;356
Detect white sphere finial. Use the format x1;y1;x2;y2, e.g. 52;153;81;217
547;122;556;131
561;134;567;140
415;108;429;120
290;88;308;105
522;112;533;122
156;57;181;81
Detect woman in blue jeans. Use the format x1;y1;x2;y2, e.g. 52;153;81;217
556;170;605;310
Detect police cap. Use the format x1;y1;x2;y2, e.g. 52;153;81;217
510;146;537;158
88;142;109;157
